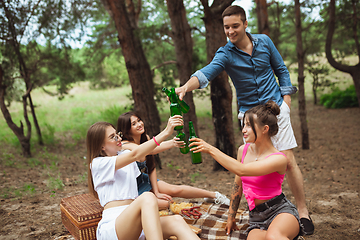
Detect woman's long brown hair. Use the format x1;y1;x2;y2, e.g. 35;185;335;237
86;121;114;199
117;112;156;174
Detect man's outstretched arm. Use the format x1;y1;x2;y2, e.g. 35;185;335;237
175;76;200;100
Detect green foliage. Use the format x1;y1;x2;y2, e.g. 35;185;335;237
34;43;87;100
41;123;56;145
320;0;360;57
100;105;129;127
320;85;358;108
81;1;130;89
1;0;89;101
306;59;335;104
266;1;327;64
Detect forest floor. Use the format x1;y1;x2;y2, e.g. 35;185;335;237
0;102;359;240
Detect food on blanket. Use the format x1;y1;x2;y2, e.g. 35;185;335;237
170;202;193;214
181;206;202;219
159;210;169;216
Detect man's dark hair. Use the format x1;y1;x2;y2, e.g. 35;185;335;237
222;5;247;23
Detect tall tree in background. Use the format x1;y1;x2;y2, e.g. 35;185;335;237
0;0;86;156
267;1;282;49
326;0;360;107
166;0;198;135
295;0;309;149
255;0;270;35
101;0;161;137
200;0;235;171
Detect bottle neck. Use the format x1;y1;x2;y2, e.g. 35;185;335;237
188;124;196;137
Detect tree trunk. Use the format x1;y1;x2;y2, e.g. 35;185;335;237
255;0;270;36
28;91;43;145
0;65;31;157
3;5;35;156
101;0;161;138
200;0;235;171
326;0;360;107
312;77;318;105
166;0;198;136
295;0;309;149
267;1;280;49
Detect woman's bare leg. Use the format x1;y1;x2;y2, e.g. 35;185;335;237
247;229;266;240
266;213;300;240
160;215;200;240
115;192;162;240
157;180;216;198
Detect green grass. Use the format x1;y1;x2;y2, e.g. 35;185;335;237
0;82;133;147
1;183;36;199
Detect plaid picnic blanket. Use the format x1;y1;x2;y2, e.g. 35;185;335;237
184;202;249;240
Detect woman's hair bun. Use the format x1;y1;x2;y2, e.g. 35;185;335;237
265;100;280;116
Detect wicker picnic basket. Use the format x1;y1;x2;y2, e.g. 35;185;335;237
60;193;103;240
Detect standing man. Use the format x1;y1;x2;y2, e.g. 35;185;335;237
175;5;314;235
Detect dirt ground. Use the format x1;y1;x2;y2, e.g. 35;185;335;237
0;102;359;240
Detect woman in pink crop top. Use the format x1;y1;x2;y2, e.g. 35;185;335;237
189;100;303;240
86;116;200;240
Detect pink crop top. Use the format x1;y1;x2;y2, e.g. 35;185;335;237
240;144;286;211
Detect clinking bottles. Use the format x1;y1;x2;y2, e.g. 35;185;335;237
188;121;202;164
176;130;189;154
162;87;190;114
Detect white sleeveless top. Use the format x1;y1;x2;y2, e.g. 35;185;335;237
91;149;141;207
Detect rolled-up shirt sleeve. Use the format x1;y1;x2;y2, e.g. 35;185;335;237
191;70;209;89
191;48;228;89
280;86;298;95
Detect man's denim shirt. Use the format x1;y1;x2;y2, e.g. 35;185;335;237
192;33;297;113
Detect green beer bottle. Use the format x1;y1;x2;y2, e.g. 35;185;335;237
188;121;202;164
176;130;189;154
162;87;190;114
166;88;183;130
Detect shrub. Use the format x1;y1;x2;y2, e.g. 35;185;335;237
100;105;129;126
320;85;358;108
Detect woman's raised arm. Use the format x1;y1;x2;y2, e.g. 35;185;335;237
115;115;183;170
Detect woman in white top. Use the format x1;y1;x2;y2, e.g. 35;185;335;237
86;115;200;240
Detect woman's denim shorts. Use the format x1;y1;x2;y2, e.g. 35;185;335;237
246;194;304;237
136;172;160;195
137;172;152;195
